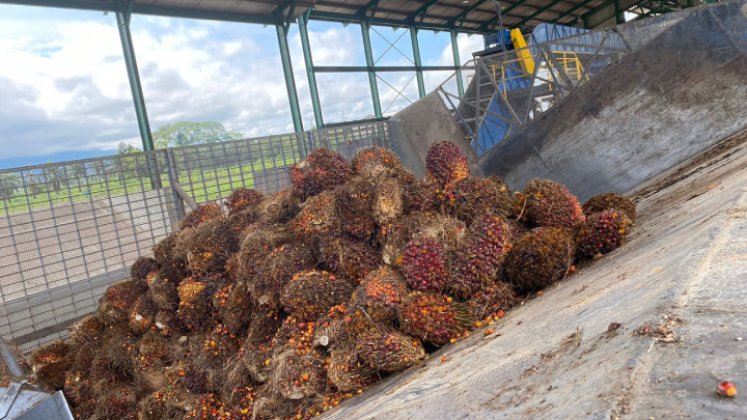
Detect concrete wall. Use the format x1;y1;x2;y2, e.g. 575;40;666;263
388;91;481;178
478;0;747;201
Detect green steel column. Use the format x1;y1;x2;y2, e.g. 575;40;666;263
614;0;624;24
361;22;383;119
276;24;304;133
450;30;465;97
410;28;426;98
298;12;324;129
115;10;154;152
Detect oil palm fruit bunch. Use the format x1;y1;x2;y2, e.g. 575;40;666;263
29;340;71;390
334;176;377;240
129;256;159;281
268;349;328;400
148;272;179;311
180;202;223;230
255;190;302;224
152;232;188;279
355;322;426;373
317;236;378;285
280;270;354;321
252;243;315;308
400;236;449;292
450;176;514;224
225;187;264;215
176;217;239;275
69;315;104;345
411;214;467;253
97;278;148;325
582;192;637;223
234;224;292;283
449;214;512;298
350;266;408;324
576;209;633;258
425;141;471;188
378;211;437;266
403;176;441;212
372;176;405;225
351;147;404;178
128;294;157;336
467;281;518;321
504;227;575;293
290;148;353;200
398;292;473;346
516;179;585;229
292;191;338;237
327;343;378;392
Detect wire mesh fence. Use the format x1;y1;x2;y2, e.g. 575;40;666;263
0;120;389;353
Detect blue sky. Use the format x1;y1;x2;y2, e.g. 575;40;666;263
0;4;484;167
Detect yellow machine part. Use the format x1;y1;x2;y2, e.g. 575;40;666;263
510;28;535;75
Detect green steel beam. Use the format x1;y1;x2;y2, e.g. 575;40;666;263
614;0;624;23
550;0;597;23
309;10;492;34
410;28;426;98
450;30;465;97
515;0;566;26
276;24;304;133
298;12;324;129
361;22;383;119
478;0;538;31
357;0;380;19
115;6;153;152
314;65;457;72
407;0;441;23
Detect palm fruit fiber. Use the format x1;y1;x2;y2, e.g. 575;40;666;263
424;140;470;188
290;148;353;200
576;209;633;258
504;227;576;293
398;292;473;346
281;270;354;321
516;178;585;229
582;192;637;223
449;214;512;298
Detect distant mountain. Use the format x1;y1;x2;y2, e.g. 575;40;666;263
0;149;117;170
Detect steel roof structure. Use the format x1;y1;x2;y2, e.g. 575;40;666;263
1;0;695;151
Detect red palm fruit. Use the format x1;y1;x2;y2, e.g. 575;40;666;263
425;141;471;188
328;342;378;392
516;179;585;229
317;236;378;285
180;202;222;230
403;176;441;212
98;278;148;325
334;176;377;240
449;214;512;298
467;281;518;320
350;266;408;324
30;340;70;390
252;243;315;308
582;192;637;223
576;209;633;258
355;322;426;373
69;315;104;345
504;227;576;293
398;292;473;346
450;176;514;224
130;256;159;280
351;147;404;177
378;211;438;266
291;191;338;237
270;316;318;359
290;148;353;200
225;187;264;215
401;237;449;292
281;270;354;321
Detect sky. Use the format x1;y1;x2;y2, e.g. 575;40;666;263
0;4;485;168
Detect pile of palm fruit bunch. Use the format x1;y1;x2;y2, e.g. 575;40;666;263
25;141;636;419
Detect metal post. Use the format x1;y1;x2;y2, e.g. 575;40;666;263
165;148;185;224
115;8;154;152
276;24;304;133
298;12;324;129
614;0;624;24
450;30;465;97
361;22;383;119
410;28;426;98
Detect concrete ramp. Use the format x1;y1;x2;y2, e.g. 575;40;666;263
325;126;747;420
479;0;747;201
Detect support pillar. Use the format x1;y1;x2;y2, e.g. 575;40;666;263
276;24;304;133
298;12;324;129
361;22;383;119
450;30;465;97
116;8;154;152
614;0;624;24
410;28;426;98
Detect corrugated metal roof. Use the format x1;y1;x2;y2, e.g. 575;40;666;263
3;0;681;32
